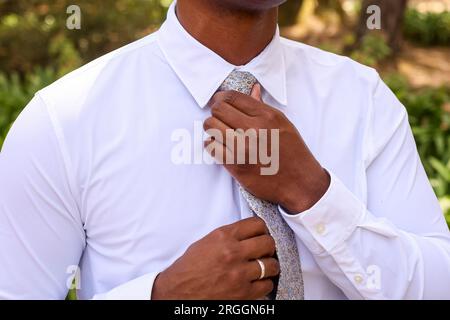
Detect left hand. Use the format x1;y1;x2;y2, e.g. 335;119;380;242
204;84;330;214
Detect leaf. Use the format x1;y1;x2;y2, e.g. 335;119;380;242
430;157;450;182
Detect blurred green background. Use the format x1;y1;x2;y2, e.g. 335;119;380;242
0;1;449;232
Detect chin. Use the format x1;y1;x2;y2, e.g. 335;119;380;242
223;0;287;11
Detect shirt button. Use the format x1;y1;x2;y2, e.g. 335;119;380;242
354;274;364;284
315;223;326;235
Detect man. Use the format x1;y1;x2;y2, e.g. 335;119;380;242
0;0;449;300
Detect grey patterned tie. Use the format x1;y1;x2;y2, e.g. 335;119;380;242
219;70;304;300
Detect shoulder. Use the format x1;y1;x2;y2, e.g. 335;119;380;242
37;32;160;117
280;37;380;91
280;37;406;120
280;37;408;157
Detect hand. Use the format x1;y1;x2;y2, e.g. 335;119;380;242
203;85;330;214
151;217;280;300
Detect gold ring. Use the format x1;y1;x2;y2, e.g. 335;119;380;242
256;259;266;280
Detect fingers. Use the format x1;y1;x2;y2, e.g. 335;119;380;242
210;100;252;130
204;139;233;164
241;234;276;260
204;115;242;150
246;257;280;281
250;279;275;300
251;84;262;102
228;217;268;241
203;116;232;145
210;90;262;117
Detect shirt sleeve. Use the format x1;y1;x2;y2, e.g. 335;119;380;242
92;273;159;300
280;76;450;300
0;94;157;300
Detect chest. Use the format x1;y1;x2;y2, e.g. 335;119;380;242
76;88;366;259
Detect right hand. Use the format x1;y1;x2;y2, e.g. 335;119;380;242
151;217;280;300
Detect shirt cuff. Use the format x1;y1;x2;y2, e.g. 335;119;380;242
279;171;365;255
92;272;159;300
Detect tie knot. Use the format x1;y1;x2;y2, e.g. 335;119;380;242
219;70;257;95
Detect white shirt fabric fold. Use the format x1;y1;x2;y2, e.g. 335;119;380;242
1;1;449;300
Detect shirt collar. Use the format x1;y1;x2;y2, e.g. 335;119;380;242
157;1;287;108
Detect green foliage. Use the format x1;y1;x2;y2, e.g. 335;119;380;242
0;0;170;75
66;290;77;300
384;73;450;222
441;196;450;225
0;68;57;147
403;9;450;46
350;33;392;67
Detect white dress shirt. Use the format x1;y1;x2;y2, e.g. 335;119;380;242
1;1;450;300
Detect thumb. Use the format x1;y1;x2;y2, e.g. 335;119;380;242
250;83;262;102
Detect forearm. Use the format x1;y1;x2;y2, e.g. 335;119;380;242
280;172;450;299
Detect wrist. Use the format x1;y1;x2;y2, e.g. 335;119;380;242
281;168;330;214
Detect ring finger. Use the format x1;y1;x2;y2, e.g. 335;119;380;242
247;257;280;281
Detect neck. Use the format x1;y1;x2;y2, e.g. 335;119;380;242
176;0;278;66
